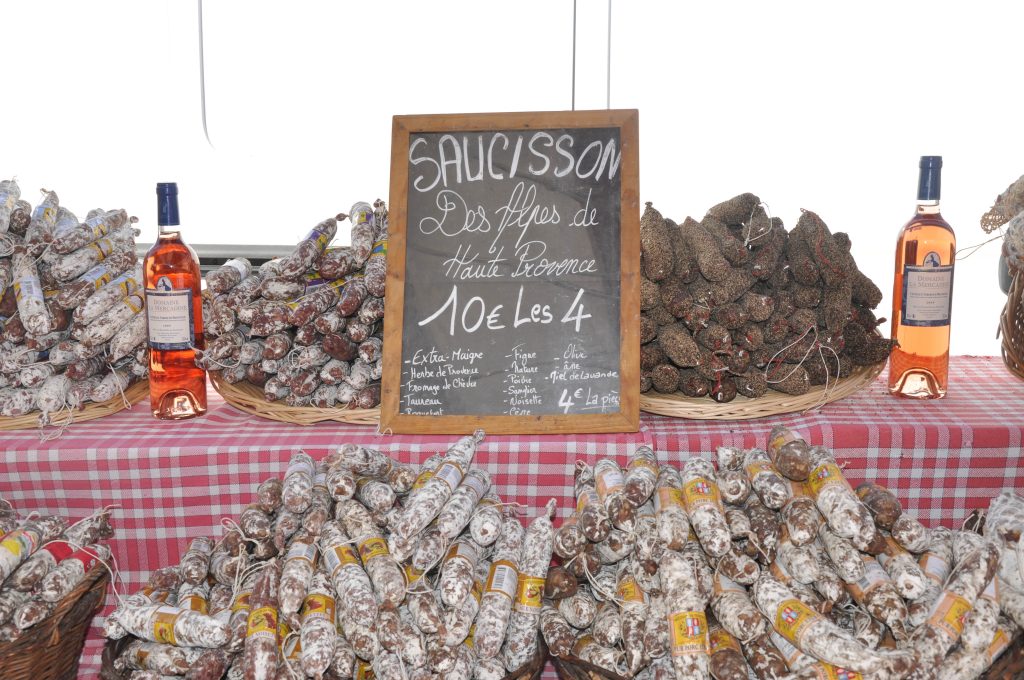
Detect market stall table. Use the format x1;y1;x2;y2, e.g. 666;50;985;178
1;356;1021;678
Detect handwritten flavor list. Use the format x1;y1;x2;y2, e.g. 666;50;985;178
400;128;622;416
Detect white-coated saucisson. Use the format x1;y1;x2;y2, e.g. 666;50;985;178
474;513;524;659
682;457;731;558
501;498;556;671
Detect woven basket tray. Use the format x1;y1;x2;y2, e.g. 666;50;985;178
1000;264;1024;381
102;630;548;679
210;371;379;426
639;359;885;420
551;654;627;680
0;563;109;680
0;380;149;431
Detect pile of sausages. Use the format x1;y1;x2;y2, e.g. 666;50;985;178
105;431;559;679
541;426;1024;680
0;499;115;641
0;179;147;423
198;200;388;411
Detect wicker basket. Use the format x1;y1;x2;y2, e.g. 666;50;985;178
639;358;885;420
1000;263;1024;381
102;631;548;679
0;380;148;431
0;563;109;680
551;654;627;680
210;371;379;426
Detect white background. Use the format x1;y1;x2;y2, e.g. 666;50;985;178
2;1;1022;355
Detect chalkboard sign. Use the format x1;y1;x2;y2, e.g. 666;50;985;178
381;110;639;434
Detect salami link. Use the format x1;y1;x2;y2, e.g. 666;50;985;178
474;514;525;659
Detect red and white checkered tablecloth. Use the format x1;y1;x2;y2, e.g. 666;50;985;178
1;356;1021;678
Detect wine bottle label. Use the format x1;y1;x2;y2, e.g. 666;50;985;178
902;260;953;327
146;278;195;351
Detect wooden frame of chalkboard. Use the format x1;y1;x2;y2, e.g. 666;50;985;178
381;109;640;434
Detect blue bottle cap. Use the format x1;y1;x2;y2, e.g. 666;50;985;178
156;182;180;226
917;156;942;202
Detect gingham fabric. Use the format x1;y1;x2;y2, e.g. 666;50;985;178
0;356;1020;678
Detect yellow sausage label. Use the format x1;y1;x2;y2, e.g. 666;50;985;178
708;626;742;655
745;459;776;479
655;486;685;512
806;463;849;497
354;660;375;680
300;593;336;623
358;537;389;564
682;477;722;513
927;592;972;640
514;575;545;613
773;598;820;648
151;606;180;645
986;627;1012;663
247;606;279;640
180;594;208;614
404;562;424;585
617;574;646;604
668;610;708;656
628;456;659;475
231;591;252;612
814;664;864;680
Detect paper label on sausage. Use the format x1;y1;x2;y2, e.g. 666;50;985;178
286;542;318;565
404;562;425;585
708;625;742;655
919;553;951;586
979;576;998;603
713;571;747;597
412;468;435;491
89;238;115;260
595;465;625;500
768;428;803;457
806;463;850;497
151;605;180;645
485;560;518;600
470;578;484;604
323;544;360;576
617;574;646;604
577;489;598;513
654;486;685;513
769;630;812;668
357;537;389;564
371;239;388;256
459;471;488;501
444;540;478;567
986;627;1013;664
1;529;38;562
514;574;545;613
300;593;336;623
682;477;722;513
124;294;144;315
41;540;76;562
433;461;464;492
773;598;821;648
788;479;812;499
303;226;333;254
745;459;776;480
75;263;114;291
846;556;889;601
146;287;194;351
225;258;250;280
285;456;315;481
926;591;972;640
668;610;708;656
628;455;659;476
571;634;595;657
180;594;208;614
231;591;252;612
354;660;374;680
247;606;279;641
812;664;864;680
14;276;44;305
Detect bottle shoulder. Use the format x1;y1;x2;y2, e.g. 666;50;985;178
898;212;956;239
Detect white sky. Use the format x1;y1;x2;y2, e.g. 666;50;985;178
2;1;1022;355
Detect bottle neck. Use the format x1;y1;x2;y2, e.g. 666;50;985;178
916;200;941;216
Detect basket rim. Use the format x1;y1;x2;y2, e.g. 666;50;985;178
0;562;109;664
210;370;380;426
639;358;886;420
0;380;149;431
